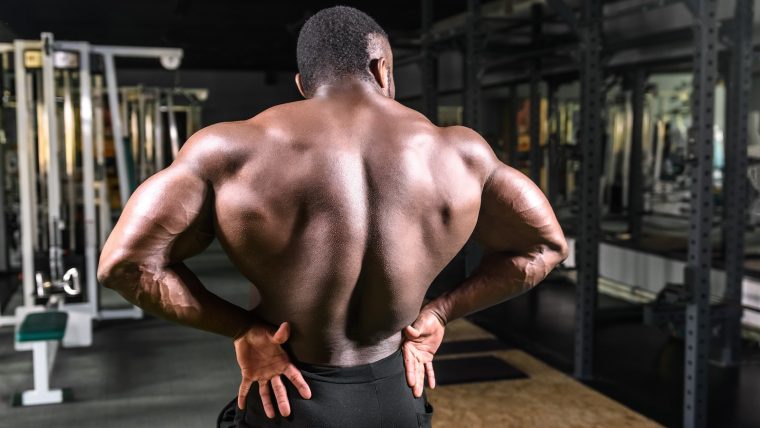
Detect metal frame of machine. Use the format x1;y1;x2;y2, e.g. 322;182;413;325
0;34;184;326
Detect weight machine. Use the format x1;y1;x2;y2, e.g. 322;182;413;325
0;33;184;327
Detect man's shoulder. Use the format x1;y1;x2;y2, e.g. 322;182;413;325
177;102;313;178
174;119;270;180
185;105;301;153
437;125;497;182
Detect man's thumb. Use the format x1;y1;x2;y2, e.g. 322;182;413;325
404;324;422;339
270;322;290;344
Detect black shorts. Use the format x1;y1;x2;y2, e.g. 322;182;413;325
217;350;434;428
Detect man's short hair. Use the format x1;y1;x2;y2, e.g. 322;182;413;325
296;6;388;96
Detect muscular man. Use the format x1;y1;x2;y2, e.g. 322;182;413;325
98;6;567;428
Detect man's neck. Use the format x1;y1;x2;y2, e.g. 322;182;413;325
311;79;385;100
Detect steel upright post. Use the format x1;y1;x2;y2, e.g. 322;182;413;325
720;0;752;367
463;0;481;131
0;138;6;273
684;0;718;426
548;82;560;203
629;70;645;243
529;4;543;185
574;0;603;380
78;43;99;315
40;33;64;280
102;53;132;206
421;0;438;124
508;85;519;165
13;40;39;308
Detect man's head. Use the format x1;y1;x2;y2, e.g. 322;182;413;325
295;6;394;99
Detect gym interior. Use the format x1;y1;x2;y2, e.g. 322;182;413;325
1;1;759;427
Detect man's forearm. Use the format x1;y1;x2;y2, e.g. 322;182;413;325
99;261;252;339
423;249;562;325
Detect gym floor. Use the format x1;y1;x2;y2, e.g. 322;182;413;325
0;244;671;428
1;166;754;425
469;280;760;428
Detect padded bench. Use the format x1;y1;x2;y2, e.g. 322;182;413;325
14;311;69;406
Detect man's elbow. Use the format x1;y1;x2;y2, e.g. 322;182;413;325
97;250;139;291
97;255;121;289
538;232;569;272
553;236;570;264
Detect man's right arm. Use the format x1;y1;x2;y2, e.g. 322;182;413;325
424;134;569;325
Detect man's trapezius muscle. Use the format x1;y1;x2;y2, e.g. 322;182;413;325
97;6;568;427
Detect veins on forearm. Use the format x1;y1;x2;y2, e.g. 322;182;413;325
105;259;203;324
428;248;555;324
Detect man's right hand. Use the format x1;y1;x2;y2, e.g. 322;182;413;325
402;309;445;398
234;321;312;418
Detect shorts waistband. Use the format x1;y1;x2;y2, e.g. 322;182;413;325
294;349;403;384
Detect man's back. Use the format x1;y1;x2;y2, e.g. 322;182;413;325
97;7;567;427
212;88;489;366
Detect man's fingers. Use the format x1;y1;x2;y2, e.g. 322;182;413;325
237;378;254;410
270;322;290;344
425;362;436;389
271;376;291;417
414;358;425;397
403;346;416;387
285;366;312;399
258;380;276;419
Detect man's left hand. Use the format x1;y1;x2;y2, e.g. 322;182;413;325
402;309;445;398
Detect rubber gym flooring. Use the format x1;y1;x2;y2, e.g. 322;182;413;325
468;279;760;428
0;244;749;426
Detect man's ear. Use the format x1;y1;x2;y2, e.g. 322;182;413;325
369;57;389;94
295;73;307;98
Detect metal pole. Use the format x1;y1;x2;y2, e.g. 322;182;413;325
421;0;438;124
463;0;481;131
13;41;37;307
529;4;543;185
574;0;603;380
0;48;9;276
548;82;560;204
629;70;645;243
153;90;164;171
0;133;6;273
93;75;112;248
62;71;77;250
41;32;63;280
720;0;752;368
0;48;8;273
684;0;718;426
102;53;131;206
137;88;148;182
71;42;99;316
33;73;45;252
167;93;180;159
508;85;519;165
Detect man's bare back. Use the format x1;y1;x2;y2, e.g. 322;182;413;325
207;84;489;365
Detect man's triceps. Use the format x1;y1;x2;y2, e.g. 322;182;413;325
423;162;568;325
97;163;252;339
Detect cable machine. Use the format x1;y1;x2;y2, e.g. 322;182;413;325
0;34;185;327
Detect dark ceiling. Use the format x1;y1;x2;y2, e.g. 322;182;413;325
0;0;467;70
